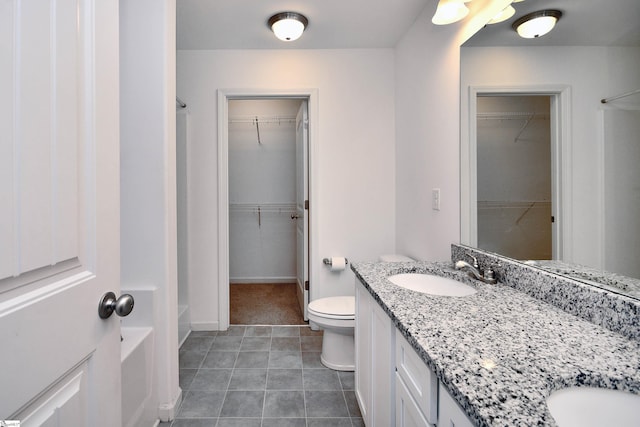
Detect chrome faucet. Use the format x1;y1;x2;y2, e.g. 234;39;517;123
454;253;498;284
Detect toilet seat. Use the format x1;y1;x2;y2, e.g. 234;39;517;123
308;296;355;320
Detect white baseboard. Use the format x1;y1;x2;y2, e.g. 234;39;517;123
229;277;296;284
190;321;220;331
158;388;182;422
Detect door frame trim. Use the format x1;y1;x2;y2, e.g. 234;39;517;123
217;89;319;330
461;85;573;261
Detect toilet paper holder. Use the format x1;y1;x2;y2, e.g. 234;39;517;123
323;257;349;266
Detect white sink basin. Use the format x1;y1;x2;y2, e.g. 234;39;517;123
547;387;640;427
387;273;477;297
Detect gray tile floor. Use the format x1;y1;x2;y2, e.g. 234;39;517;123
166;325;363;427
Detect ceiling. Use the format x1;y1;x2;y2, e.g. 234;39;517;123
177;0;640;50
176;0;429;50
464;0;640;47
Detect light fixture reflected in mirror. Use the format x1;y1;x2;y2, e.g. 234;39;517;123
432;0;471;25
268;12;308;42
487;5;516;25
512;9;562;38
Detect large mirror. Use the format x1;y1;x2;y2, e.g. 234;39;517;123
459;0;640;299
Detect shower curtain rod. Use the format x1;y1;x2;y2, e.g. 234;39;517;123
176;96;187;108
600;88;640;104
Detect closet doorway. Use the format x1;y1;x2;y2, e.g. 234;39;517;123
218;90;317;329
476;95;554;260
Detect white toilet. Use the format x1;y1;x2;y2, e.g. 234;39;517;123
309;254;414;371
308;295;355;371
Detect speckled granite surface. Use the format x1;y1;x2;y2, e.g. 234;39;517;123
351;260;640;427
532;260;640;300
452;244;640;341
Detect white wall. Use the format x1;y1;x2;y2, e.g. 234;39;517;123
394;0;511;261
119;0;181;420
460;45;640;269
177;49;396;328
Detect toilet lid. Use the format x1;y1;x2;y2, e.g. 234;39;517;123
308;296;355;317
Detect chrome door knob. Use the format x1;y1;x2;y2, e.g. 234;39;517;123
98;292;135;319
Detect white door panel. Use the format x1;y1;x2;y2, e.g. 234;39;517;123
1;0;121;425
295;101;309;320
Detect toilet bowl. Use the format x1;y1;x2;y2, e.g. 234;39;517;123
308;296;355;371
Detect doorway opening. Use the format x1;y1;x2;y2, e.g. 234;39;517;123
476;95;553;260
461;85;571;261
227;98;305;325
218;90;318;330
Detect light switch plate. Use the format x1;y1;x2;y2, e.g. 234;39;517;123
432;188;440;210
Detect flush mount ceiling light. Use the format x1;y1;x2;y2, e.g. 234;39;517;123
432;0;472;25
512;9;562;38
268;12;308;42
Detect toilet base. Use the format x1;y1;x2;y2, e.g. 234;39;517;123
320;327;354;371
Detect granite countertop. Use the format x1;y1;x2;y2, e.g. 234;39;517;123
530;260;640;300
351;261;640;427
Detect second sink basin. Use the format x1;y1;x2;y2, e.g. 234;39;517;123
546;387;640;427
388;273;477;297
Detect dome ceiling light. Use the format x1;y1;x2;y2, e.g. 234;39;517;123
512;9;562;38
268;12;308;42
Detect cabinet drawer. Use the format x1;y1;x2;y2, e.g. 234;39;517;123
438;382;474;427
396;373;433;427
396;332;438;425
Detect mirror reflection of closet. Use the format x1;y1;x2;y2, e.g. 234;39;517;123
476;95;553;260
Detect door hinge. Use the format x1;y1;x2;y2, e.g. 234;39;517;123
304;200;309;210
305;280;309;290
551;216;555;223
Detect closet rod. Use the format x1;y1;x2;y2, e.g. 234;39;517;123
477;112;548;119
176;97;187;108
229;115;296;125
601;88;640;104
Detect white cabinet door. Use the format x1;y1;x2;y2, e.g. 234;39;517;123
355;282;372;424
355;280;394;426
0;0;121;425
370;294;394;425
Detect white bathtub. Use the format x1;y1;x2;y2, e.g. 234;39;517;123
121;288;158;427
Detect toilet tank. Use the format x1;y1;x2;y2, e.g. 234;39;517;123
379;254;414;262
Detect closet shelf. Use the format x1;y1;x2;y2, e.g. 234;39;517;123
477;112;550;120
477;200;551;209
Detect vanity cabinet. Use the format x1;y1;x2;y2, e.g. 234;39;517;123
355;281;395;427
355;280;475;427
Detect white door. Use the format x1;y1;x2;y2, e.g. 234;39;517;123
295;101;309;320
0;0;122;425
